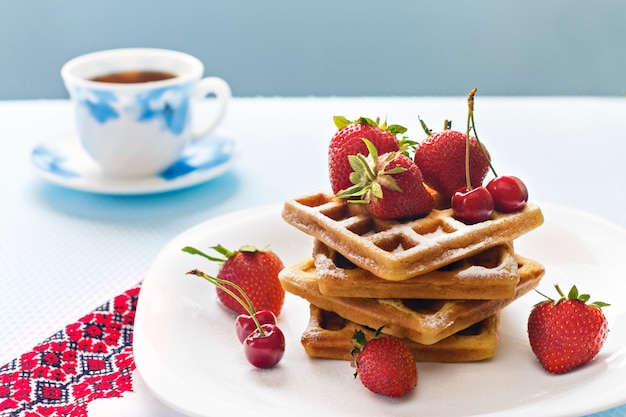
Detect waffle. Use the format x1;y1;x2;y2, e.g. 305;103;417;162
312;239;520;300
282;191;544;281
278;255;544;345
302;304;500;362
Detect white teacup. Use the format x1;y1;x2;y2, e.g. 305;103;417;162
61;48;231;177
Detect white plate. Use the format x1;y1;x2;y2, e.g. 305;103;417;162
134;203;626;417
30;129;240;195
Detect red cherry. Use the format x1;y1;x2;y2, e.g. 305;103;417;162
185;268;286;367
486;175;528;213
235;310;277;343
244;323;286;368
451;186;494;224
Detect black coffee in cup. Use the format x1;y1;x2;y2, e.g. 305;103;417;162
90;71;176;84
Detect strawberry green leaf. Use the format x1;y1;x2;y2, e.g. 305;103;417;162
182;246;227;263
357;117;379;127
351;329;367;360
374;326;385;337
591;301;611;309
336;183;368;199
418;116;432;136
335;138;407;205
387;124;408;135
334;115;408;142
347;155;368;178
578;293;591;303
363;138;379;161
381;165;407;176
335;181;372;203
378;174;402;193
211;244;239;259
538;284;611;309
348;171;362;186
398;138;418;158
353;329;367;347
567;285;579;300
371;181;383;200
345;153;377;189
377;149;398;168
335;183;362;198
238;244;265;253
333;115;351;129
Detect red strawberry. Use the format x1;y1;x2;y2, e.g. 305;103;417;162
352;329;417;398
336;139;434;220
414;129;490;202
527;284;610;374
182;244;285;316
328;116;406;194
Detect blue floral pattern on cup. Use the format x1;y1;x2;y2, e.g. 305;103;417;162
136;85;191;135
72;83;192;135
81;90;119;123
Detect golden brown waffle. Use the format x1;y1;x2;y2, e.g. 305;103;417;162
278;255;544;345
312;239;520;300
302;304;500;362
282;191;544;281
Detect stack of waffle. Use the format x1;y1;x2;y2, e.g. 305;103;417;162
278;190;545;363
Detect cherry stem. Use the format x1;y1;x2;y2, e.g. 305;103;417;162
469;113;498;177
465;90;498;178
186;269;265;336
464;90;474;190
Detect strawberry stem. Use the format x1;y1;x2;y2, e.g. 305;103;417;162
555;284;567;299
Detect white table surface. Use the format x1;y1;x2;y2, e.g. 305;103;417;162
1;97;625;416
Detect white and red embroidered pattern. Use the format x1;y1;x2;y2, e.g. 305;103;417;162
0;286;140;417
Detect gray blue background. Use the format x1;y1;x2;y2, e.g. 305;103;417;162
1;0;625;99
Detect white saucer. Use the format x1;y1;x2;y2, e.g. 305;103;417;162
30;129;241;195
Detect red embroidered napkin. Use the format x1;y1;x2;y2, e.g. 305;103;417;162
0;285;140;417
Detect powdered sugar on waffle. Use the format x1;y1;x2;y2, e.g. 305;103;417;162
376;298;458;332
456;253;518;280
313;251;346;279
282;191;544;281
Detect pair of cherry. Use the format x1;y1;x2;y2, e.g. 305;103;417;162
452;89;529;224
187;269;285;369
452;175;528;224
235;310;285;368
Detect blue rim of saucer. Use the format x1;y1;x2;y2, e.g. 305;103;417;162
30;129;241;195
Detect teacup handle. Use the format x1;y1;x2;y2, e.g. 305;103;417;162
192;76;232;141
